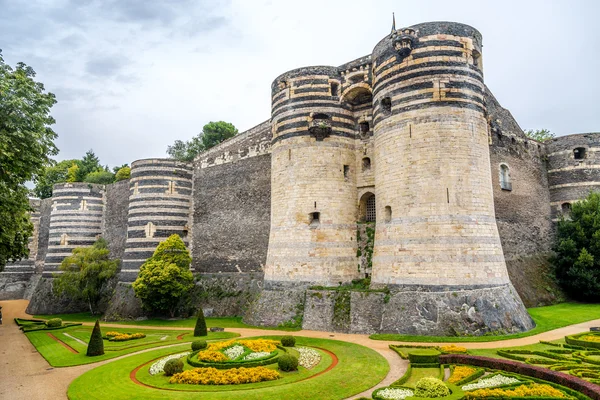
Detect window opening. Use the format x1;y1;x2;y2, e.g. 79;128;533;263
343;165;350;180
330;82;339;97
384;206;392;223
312;113;330;120
561;203;572;214
574;147;586;160
310;212;320;225
381;97;392;114
500;164;512;191
359;121;370;134
362;157;371;172
366;195;376;222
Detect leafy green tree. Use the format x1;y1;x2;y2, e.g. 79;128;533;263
132;234;194;317
87;320;104;356
167;121;238;161
53;237;118;314
33;159;79;199
78;149;102;181
0;51;58;269
524;128;555;143
114;166;131;181
0;186;33;271
553;192;600;301
194;308;207;337
84;170;115;184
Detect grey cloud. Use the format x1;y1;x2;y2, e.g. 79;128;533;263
85;55;130;77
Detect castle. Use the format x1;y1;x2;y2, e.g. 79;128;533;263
1;21;598;335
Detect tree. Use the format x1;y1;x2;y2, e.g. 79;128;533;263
84;170;115;184
166;121;238;161
524;128;555;143
53;237;118;314
132;234;194;317
78;149;102;181
553;191;600;301
0;50;58;269
194;308;207;337
87;320;105;356
33;159;79;199
114;166;131;181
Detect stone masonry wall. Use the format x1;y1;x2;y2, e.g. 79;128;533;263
486;88;560;306
102;179;130;260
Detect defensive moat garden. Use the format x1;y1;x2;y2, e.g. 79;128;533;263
2;300;600;400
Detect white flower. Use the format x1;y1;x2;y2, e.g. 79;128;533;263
462;375;520;391
244;351;272;360
297;347;321;369
224;345;245;360
148;352;190;375
377;387;414;400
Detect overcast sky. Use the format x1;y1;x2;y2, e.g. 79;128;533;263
1;0;598;168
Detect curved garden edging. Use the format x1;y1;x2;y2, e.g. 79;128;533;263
440;354;600;400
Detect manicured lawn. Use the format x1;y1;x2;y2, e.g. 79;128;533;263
68;336;389;400
33;313;300;331
370;302;600;342
402;367;443;387
26;325;238;367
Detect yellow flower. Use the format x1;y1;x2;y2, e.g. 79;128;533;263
448;366;476;383
169;366;281;385
465;383;566;399
441;345;467;354
197;350;228;362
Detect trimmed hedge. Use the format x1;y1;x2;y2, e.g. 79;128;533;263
186;349;281;369
87;320;105;357
191;340;207;351
440;354;600;400
390;365;412;386
193;308;208;337
389;344;443;359
164;358;184;376
374;383;464;400
278;353;298;372
566;333;600;350
281;335;296;347
408;349;441;364
46;318;62;328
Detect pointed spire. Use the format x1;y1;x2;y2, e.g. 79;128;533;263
391;12;396;34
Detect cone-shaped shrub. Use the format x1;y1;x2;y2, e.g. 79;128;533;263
194;308;207;337
87;319;105;356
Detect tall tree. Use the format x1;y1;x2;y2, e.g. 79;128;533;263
524;128;555;143
553;192;600;301
77;149;102;181
166;121;238;161
0;50;58;269
53;237;118;314
33;159;79;199
132;234;194;317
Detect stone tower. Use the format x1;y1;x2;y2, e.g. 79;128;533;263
265;66;360;288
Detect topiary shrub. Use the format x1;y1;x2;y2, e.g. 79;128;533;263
194;308;208;337
45;318;62;328
191;340;207;351
281;335;296;347
414;377;450;398
408;349;441;364
86;320;105;356
278;353;299;372
163;358;184;376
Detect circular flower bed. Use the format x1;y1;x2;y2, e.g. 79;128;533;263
169;366;281;385
149;352;191;375
188;339;282;369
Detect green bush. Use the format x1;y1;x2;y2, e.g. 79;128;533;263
86;320;104;356
163;358;184;376
194;308;207;337
45;318;62;328
281;335;296;347
191;340;207;351
408;349;441;364
278;353;298;372
414;377;450;398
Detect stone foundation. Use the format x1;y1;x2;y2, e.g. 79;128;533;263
26;277;88;315
261;283;534;336
244;284;307;327
104;282;144;320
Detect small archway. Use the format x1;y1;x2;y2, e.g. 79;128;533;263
359;192;376;222
574;147;586;160
340;84;372;108
499;163;512;191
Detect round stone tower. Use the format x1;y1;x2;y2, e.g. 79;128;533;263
265;66;359;287
369;22;532;334
43;182;104;277
119;158;193;283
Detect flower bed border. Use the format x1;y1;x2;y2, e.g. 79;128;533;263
440;355;600;400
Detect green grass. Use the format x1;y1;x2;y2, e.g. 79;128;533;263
370;302;600;342
33;313;300;331
25;325;239;367
403;367;443;388
68;336;389;400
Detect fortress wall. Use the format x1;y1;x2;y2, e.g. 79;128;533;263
43;183;105;277
102;179;130;260
119;159;193;283
191;121;272;274
546;133;600;220
486;89;558;306
35;198;52;272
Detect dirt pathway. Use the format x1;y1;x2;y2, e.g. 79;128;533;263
2;299;599;400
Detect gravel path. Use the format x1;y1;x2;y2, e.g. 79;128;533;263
2;299;599;400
